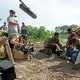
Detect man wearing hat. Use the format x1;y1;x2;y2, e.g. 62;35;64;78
7;10;19;36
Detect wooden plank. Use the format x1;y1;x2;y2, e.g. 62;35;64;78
5;44;15;64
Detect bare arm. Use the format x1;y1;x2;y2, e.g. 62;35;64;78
10;37;19;46
7;17;19;26
8;21;18;25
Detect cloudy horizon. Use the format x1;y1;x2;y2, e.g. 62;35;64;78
0;0;80;31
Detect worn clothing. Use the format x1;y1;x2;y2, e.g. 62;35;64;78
0;25;8;32
68;39;80;64
44;37;63;49
66;32;77;55
44;37;63;54
7;16;18;35
68;48;80;64
8;33;19;49
21;26;28;35
68;32;76;46
8;28;18;36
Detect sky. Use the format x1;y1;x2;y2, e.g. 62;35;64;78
0;0;80;31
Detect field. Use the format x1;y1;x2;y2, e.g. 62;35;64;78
15;41;80;80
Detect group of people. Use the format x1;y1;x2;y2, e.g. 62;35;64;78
0;9;80;65
0;10;32;61
44;28;80;65
0;10;28;36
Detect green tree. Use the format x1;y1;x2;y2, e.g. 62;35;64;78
27;25;34;39
33;27;39;39
70;24;78;30
55;26;61;33
60;25;69;33
38;26;46;39
51;30;54;35
45;30;51;39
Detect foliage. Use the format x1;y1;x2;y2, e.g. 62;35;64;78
27;25;54;41
55;24;78;34
26;24;79;41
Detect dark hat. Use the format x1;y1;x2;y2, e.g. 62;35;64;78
9;10;15;13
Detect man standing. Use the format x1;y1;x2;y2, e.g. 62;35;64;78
21;22;28;36
0;22;8;32
7;10;19;36
21;22;28;45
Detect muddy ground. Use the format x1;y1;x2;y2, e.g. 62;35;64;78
15;42;80;80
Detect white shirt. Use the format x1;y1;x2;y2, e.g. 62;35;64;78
7;16;18;31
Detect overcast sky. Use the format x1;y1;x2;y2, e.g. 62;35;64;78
0;0;80;31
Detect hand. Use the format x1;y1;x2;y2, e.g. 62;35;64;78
0;38;8;45
19;43;24;47
2;37;8;45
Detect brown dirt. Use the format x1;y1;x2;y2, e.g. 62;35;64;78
15;42;80;80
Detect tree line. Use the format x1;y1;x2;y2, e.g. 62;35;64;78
55;24;79;34
27;25;54;40
27;24;80;40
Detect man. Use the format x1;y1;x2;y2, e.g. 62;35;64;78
67;38;80;64
8;33;34;60
66;28;77;55
21;22;28;36
0;22;8;32
7;10;19;36
67;28;77;47
0;19;8;45
21;22;28;45
44;32;63;55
